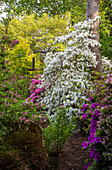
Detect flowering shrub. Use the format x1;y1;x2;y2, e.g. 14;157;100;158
20;75;48;124
26;75;44;103
0;36;43;140
0;71;47;140
81;72;112;169
25;76;77;156
0;65;29;139
0;36;19;69
34;17;102;118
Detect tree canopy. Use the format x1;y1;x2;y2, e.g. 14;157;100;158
0;0;112;59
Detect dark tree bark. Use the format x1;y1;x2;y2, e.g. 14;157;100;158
86;0;102;73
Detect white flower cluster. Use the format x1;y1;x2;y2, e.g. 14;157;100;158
102;56;112;73
37;18;101;118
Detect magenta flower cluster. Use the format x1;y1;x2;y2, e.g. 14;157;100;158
19;75;48;123
81;103;102;170
26;74;43;103
82;102;101;167
9;40;19;47
81;72;112;169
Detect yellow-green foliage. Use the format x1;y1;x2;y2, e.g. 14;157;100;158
8;39;40;75
8;12;71;51
100;0;112;36
0;22;5;36
7;12;71;75
8;14;38;43
99;0;112;59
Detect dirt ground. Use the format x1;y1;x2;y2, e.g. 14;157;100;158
55;132;90;170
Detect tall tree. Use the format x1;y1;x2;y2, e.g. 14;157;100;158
86;0;102;73
0;0;86;17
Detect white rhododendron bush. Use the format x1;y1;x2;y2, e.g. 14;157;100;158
36;17;111;118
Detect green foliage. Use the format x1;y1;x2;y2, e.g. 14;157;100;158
1;0;86;17
42;106;76;154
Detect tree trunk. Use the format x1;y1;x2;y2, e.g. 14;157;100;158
86;0;102;73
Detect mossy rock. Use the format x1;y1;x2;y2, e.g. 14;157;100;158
0;122;49;170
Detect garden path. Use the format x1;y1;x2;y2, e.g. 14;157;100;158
57;132;89;170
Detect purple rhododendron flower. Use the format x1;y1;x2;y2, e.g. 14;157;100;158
81;104;88;111
94;152;99;161
91;103;98;109
91;115;96;120
90;129;96;137
83;163;88;170
89;96;92;102
95;137;101;143
95;110;100;116
90;146;96;157
82;113;87;120
91;122;97;128
90;149;95;159
90;162;93;165
90;110;93;113
82;141;88;149
88;136;96;145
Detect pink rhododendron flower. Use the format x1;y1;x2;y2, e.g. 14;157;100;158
32;115;37;119
19;76;23;79
19;117;25;121
0;112;3;115
24;112;27;115
30;96;37;102
14;98;17;103
36;102;39;106
30;90;34;93
38;74;41;77
25;119;29;123
106;77;112;84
